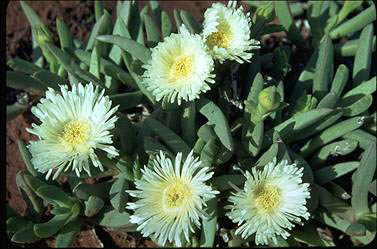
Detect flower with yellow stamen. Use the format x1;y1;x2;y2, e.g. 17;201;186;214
202;1;261;63
26;83;119;180
126;150;219;246
142;24;215;105
226;158;311;245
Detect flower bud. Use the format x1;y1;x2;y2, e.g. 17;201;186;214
253;2;275;23
257;86;281;114
33;27;53;46
293;94;318;114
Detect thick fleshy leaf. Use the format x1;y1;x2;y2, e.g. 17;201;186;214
36;185;75;209
161;10;172;37
97;35;151;64
85;196;105;217
92;205;133;229
353;24;374;87
300;116;367;157
109;176;129;213
11;225;41;244
55;218;83;248
56;18;73;49
143;13;160;43
86;11;112;51
181;101;196;147
351;143;376;219
144;117;191;157
74;181;113;201
212;175;246;191
314;161;360;184
197;98;234;152
313;35;333;101
180;10;202;34
316;184;355;223
263;108;334;148
7;71;46;94
7;216;33;233
200;198;217;247
200;138;219;168
34;212;71;238
275;1;307;49
330;4;376;39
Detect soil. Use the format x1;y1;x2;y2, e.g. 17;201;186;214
5;1;232;247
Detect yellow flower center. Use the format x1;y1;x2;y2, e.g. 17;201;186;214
163;181;192;210
253;184;282;214
170;55;194;83
60;120;90;151
207;21;232;49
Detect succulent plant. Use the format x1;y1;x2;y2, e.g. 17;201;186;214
6;0;376;247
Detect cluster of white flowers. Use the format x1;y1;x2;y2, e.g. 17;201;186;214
25;1;311;247
142;0;260;105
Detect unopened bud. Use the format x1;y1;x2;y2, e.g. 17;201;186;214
33;26;53;46
257;86;281;114
293;94;317;114
253;2;275;23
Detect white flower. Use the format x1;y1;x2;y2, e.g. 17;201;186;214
126;150;219;247
226;158;311;245
142;24;215;105
202;1;261;63
26;83;119;180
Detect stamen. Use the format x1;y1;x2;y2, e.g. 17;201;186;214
207;21;232;49
60;120;90;151
252;184;282;214
170;55;194;82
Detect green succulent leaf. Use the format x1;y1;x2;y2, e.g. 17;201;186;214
6;71;46;94
34;212;71;238
55;218;83;248
74;181;113;201
97;35;151;64
161;10;173;37
330;4;376;39
56;18;73;50
144;116;191;157
85;196;105;217
314;161;360;185
144;13;161;43
263;108;334;148
11;225;41;244
200;138;219;168
275;1;307;49
92;205;133;229
352;143;376;219
343;129;376;150
86;10;112;52
7;216;33;233
300;116;367;157
313;35;333;101
109;176;129;213
181;101;196;147
197;98;234;152
352;24;374;87
212;175;245;191
309;139;358;167
200;197;217;247
180;10;202;34
335;36;376;57
36;185;76;209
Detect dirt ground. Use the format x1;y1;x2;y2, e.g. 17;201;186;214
5;0;231;247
